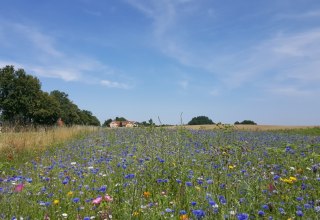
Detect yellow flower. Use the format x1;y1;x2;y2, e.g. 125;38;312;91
228;165;235;169
180;214;189;220
289;176;297;182
143;191;151;198
53;199;59;205
67;191;73;196
133;211;139;216
280;176;297;184
195;186;201;191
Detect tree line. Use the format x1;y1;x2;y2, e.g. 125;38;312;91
187;116;257;125
0;66;100;126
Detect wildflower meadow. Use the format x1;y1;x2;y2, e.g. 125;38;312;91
1;127;320;219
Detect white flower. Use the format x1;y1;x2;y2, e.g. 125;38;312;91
229;210;236;215
62;213;68;218
290;167;295;170
71;162;76;165
88;166;94;170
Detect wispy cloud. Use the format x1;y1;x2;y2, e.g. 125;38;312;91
127;1;320;96
100;80;131;89
0;21;133;89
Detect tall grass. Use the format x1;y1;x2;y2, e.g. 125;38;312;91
0;126;99;163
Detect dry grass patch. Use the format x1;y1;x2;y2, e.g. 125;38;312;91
0;126;99;153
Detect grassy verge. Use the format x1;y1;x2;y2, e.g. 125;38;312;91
0;126;99;165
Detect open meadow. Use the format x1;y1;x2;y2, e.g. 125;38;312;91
0;126;320;219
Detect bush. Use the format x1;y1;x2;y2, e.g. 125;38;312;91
188;116;214;125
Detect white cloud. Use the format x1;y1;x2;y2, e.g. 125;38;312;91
126;1;320;97
0;21;133;89
12;23;63;58
100;80;131;89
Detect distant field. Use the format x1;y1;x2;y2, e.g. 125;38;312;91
181;124;318;131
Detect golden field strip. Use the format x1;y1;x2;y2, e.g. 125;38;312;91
180;124;319;131
0;126;99;151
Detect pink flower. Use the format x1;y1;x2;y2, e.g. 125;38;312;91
15;183;24;192
104;194;113;202
92;197;103;205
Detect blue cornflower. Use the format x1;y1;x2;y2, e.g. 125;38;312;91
296;197;303;201
124;174;135;179
237;213;249;220
165;208;173;213
262;204;269;210
279;208;286;215
62;178;69;184
192;209;205;219
273;175;280;180
258;210;265;216
99;185;107;192
180;210;187;215
209;200;217;207
83;217;90;220
304;203;311;209
186;182;192;187
218;195;227;205
191;201;197;206
73;197;80;203
206;179;213;184
296;210;303;217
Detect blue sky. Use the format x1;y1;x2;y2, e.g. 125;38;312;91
1;0;320;125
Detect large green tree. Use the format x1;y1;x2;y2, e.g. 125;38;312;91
78;110;100;126
188;116;215;125
1;65;101;126
0;66;43;124
33;92;61;125
50;90;80;125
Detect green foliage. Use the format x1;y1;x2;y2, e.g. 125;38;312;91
139;118;155;127
187;115;214;125
115;116;127;122
235;120;257;125
0;65;100;126
102;118;113;127
0;65;58;125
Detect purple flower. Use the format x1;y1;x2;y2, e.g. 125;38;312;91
258;210;264;216
218;195;227;205
192;209;205;219
237;213;249;220
125;174;135;179
296;210;303;217
186;182;192;187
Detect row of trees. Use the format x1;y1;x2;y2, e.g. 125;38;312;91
187;116;257;125
0;66;100;126
234;120;257;125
